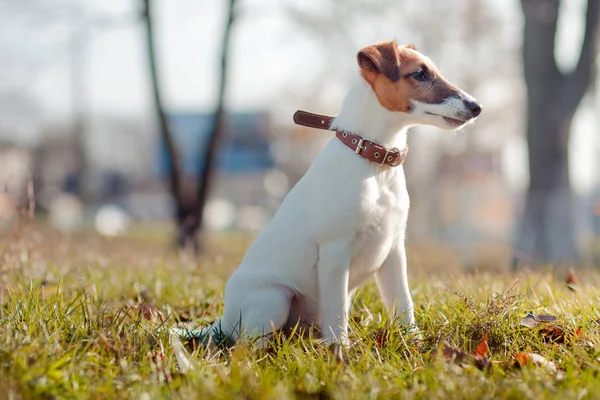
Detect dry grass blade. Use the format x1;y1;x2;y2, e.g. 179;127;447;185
169;333;194;373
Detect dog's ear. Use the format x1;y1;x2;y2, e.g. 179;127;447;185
357;41;401;82
404;44;418;51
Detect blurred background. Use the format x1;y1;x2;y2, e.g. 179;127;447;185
0;0;598;268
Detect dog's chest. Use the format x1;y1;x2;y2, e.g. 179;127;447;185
348;171;409;288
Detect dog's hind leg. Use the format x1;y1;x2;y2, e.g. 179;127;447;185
219;283;293;348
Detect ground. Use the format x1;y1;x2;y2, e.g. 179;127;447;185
1;225;600;399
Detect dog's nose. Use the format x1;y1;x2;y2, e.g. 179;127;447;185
464;99;482;117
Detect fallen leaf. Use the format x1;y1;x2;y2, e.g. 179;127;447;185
473;355;491;371
134;302;165;323
566;268;578;291
537;314;558;323
520;313;539;328
538;325;583;344
443;342;468;364
539;325;566;343
177;311;191;323
514;352;557;374
473;332;490;357
519;312;557;328
374;329;389;349
443;341;490;371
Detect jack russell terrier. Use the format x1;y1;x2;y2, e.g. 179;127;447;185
176;40;481;359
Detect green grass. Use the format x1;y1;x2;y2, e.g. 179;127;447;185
1;227;600;399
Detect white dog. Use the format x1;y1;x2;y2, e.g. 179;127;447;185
178;41;481;358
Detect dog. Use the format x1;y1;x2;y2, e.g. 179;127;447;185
177;40;481;358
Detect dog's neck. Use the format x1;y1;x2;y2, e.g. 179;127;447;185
331;75;411;150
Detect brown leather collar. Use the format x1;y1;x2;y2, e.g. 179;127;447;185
293;110;408;167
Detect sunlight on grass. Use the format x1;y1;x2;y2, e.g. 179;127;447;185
1;227;600;399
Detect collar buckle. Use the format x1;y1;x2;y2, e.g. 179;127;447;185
354;138;365;155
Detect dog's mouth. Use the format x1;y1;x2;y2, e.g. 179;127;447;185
426;112;470;126
442;116;468;126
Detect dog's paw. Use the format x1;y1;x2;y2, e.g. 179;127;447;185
404;325;423;345
328;343;345;364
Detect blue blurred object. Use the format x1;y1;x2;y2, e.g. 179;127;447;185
156;112;273;176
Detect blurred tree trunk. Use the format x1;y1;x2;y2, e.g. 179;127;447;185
516;0;600;265
190;0;237;252
142;0;187;248
143;0;237;253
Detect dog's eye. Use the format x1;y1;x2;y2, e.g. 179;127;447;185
412;70;427;82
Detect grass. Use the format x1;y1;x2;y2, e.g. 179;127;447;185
1;225;600;399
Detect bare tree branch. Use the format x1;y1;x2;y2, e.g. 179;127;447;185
142;0;182;206
520;0;563;86
565;0;600;105
194;0;236;249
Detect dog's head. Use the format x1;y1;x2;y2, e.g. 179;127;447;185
357;41;481;130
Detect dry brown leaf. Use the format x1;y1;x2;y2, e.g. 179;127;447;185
473;355;491;371
539;326;565;343
538;325;581;344
134;302;165;323
514;352;557;373
374;329;389;349
443;342;469;364
473;332;489;357
176;310;191;323
443;341;490;371
566;268;578;290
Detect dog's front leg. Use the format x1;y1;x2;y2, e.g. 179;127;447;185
317;242;351;348
374;243;415;327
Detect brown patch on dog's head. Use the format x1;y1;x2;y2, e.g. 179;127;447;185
357;41;401;82
357;41;462;113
